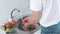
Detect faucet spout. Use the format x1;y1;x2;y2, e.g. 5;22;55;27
11;8;20;20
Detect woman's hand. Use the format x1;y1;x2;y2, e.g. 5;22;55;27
23;11;42;29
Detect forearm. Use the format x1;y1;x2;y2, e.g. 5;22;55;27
28;11;42;25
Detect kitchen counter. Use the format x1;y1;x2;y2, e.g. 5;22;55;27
34;29;41;34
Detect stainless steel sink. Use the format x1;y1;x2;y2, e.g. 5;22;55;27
10;8;41;34
15;16;40;34
17;15;40;32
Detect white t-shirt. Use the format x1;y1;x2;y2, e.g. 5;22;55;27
30;0;60;27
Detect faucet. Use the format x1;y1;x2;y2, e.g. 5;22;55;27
11;8;20;20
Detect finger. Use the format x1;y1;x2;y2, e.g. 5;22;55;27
23;23;28;28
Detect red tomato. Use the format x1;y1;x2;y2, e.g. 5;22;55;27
22;19;28;26
30;25;36;30
6;23;11;28
22;22;28;26
23;19;28;23
12;20;17;25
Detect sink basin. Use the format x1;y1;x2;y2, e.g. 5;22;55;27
12;11;40;34
17;16;40;31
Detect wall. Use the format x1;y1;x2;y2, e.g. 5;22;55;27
0;0;29;25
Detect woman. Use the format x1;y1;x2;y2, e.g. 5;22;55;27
23;0;60;34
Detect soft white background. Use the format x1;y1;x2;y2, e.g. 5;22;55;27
0;0;29;24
